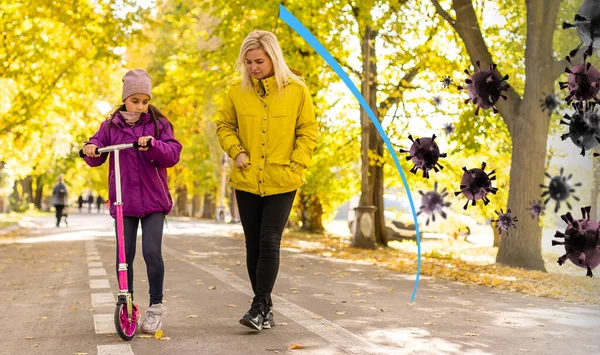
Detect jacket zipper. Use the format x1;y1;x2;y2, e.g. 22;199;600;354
155;167;170;209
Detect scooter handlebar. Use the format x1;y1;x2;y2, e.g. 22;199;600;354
79;139;153;158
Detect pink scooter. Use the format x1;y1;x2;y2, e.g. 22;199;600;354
80;140;149;341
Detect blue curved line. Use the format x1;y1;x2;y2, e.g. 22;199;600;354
279;4;421;302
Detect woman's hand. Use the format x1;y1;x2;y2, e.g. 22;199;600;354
83;144;100;157
137;136;154;151
235;152;249;168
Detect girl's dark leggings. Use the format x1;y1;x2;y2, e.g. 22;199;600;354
235;189;296;308
115;212;165;306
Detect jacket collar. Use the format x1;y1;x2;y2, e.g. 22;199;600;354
251;75;290;96
111;111;151;129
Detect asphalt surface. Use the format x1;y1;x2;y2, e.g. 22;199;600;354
1;213;599;355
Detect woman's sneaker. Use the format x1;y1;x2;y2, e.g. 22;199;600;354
262;309;275;329
239;299;268;331
140;303;167;333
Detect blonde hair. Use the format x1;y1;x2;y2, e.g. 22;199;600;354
235;30;305;94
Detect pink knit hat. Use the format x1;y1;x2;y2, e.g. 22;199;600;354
122;69;152;101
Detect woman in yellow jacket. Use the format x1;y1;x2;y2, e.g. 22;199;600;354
216;30;318;331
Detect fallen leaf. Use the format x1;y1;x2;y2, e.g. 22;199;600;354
312;293;324;297
63;281;73;285
467;319;475;322
78;301;84;305
428;296;437;299
209;286;216;290
279;322;288;326
42;293;51;297
32;344;39;347
154;330;163;339
25;336;34;340
197;282;204;285
380;308;387;312
311;316;322;320
75;353;88;355
227;304;237;308
424;322;435;325
289;344;305;349
463;333;479;337
70;306;77;310
160;337;171;341
186;315;198;318
538;324;546;327
37;316;48;320
89;308;95;312
407;302;416;306
138;335;153;339
290;288;298;291
336;311;345;316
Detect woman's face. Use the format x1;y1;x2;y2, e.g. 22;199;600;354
124;93;150;112
245;49;274;80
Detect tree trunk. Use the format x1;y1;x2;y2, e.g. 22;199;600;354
493;224;501;248
229;185;240;223
366;29;387;247
176;185;188;216
23;175;33;204
496;98;550;271
353;24;376;249
202;192;216;219
591;146;600;220
192;193;201;217
33;175;43;210
299;192;324;232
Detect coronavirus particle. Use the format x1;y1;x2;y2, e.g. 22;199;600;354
441;76;453;89
560;101;600;156
491;208;518;235
559;59;600;104
417;182;451;226
457;61;509;116
399;134;447;179
540;167;582;213
539;92;561;115
529;200;544;219
443;123;455;136
552;206;600;277
454;162;498;210
562;0;600;62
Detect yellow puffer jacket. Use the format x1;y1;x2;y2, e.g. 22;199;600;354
216;75;318;197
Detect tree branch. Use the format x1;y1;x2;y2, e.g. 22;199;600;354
378;65;421;117
430;0;456;27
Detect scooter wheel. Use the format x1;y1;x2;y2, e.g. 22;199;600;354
114;302;137;341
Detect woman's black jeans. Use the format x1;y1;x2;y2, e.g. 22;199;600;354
235;189;296;308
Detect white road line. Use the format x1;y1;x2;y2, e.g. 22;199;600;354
87;252;100;256
93;314;116;334
88;261;104;268
89;268;107;277
97;344;134;355
92;292;115;307
163;245;381;355
87;256;101;261
90;279;111;289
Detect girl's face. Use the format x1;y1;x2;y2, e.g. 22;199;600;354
124;93;150;112
245;49;274;80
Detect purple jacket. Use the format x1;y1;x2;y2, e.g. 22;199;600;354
83;112;182;218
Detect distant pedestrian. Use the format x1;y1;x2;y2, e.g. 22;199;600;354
52;175;68;227
78;195;84;213
87;193;93;213
96;195;104;213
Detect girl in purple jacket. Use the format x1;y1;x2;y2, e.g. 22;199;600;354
82;69;182;333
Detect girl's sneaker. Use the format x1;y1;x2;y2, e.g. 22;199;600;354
140;303;167;333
